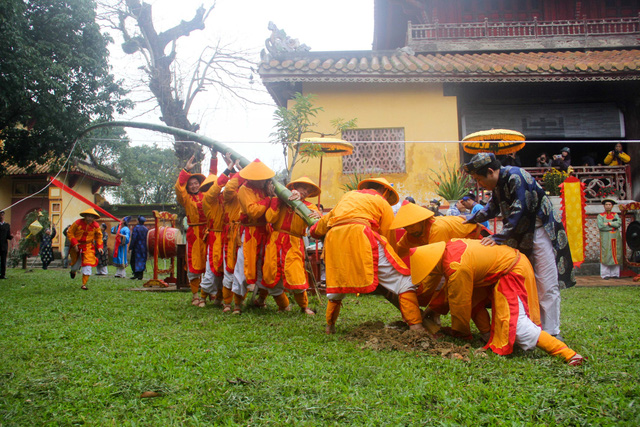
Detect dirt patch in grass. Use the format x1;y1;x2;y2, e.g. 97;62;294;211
343;321;486;361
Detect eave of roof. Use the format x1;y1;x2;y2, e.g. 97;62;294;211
259;48;640;85
3;159;121;186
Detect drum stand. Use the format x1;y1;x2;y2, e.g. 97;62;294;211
144;210;178;288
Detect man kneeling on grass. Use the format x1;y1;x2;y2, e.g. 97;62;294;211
410;239;585;366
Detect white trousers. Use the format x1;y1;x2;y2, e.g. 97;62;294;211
600;264;620;279
531;227;561;336
200;246;223;294
71;258;92;276
115;267;127;278
96;265;108;275
328;242;416;301
515;298;542;351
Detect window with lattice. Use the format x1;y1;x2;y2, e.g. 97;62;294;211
342;128;406;174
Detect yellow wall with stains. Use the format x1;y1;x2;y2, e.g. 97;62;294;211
289;82;460;208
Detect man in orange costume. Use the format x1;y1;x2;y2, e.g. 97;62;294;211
263;177;322;315
410;240;585;365
390;201;488;258
68;208;103;290
175;155;212;307
233;160;281;314
310;177;426;335
200;150;226;306
390;201;491;332
218;156;243;313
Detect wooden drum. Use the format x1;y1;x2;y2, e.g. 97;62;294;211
147;226;182;259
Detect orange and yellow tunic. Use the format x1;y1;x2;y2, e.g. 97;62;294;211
237;181;270;285
397;215;484;258
68;219;103;267
203;177;225;277
440;239;540;355
221;173;243;274
175;170;207;274
310;189;407;294
263;198;319;290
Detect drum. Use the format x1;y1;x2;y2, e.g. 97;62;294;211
147;227;182;259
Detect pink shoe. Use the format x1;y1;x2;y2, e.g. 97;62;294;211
301;307;315;315
278;305;292;312
232;308;242;315
222;304;232;313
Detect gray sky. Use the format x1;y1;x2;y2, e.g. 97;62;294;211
106;0;374;172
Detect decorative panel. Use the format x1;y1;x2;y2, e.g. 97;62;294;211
342;128;406;174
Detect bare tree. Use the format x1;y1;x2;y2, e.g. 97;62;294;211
99;0;258;163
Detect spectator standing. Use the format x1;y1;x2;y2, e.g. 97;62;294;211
500;152;521;167
111;217;131;278
0;211;13;279
62;225;71;268
536;152;551;167
597;198;623;279
129;216;149;280
461;194;489;229
39;226;57;270
604;143;630;166
551;147;571;171
427;199;444;216
96;223;109;275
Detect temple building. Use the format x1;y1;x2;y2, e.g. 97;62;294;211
258;0;639;206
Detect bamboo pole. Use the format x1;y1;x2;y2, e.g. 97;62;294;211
79;121;319;226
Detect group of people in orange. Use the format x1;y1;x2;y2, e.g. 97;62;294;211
176;151;320;316
171;149;584;366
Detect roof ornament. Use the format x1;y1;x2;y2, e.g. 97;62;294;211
262;21;310;60
396;46;415;56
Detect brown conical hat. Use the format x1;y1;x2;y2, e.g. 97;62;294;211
239;159;275;180
199;174;217;193
357;177;399;206
409;242;446;285
80;208;100;219
286;176;321;198
390;201;434;230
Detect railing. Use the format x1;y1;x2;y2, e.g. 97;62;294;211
524;165;632;202
409;16;640;41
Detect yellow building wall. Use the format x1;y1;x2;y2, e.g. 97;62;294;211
0;177;12;223
289;82;460;208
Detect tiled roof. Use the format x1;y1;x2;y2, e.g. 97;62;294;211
3;158;121;186
259;49;640;83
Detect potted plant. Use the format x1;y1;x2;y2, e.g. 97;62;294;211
596;185;619;200
429;158;472;201
542;168;570;196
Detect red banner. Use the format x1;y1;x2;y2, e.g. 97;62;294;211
49;177;120;222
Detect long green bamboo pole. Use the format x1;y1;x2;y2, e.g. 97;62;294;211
79;121;319;226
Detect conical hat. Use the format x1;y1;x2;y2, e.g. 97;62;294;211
80;208;100;219
390;202;434;230
187;173;206;185
358;177;399;206
602;198;618;205
286;176;321;198
239;159;275;180
410;242;446;285
199;174;217;193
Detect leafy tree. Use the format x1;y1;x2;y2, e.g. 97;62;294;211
271;92;357;183
106;145;179;204
0;0;131;173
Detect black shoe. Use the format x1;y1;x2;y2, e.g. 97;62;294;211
603;277;610;280
70;271;76;279
0;276;6;279
130;276;137;280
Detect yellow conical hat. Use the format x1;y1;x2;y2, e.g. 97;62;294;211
286;176;321;198
357;177;399;206
80;208;100;219
409;242;446;285
187;173;206;185
239;159;275;180
199;174;217;193
390;201;434;230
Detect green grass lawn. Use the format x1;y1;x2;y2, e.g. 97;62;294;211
1;267;639;425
